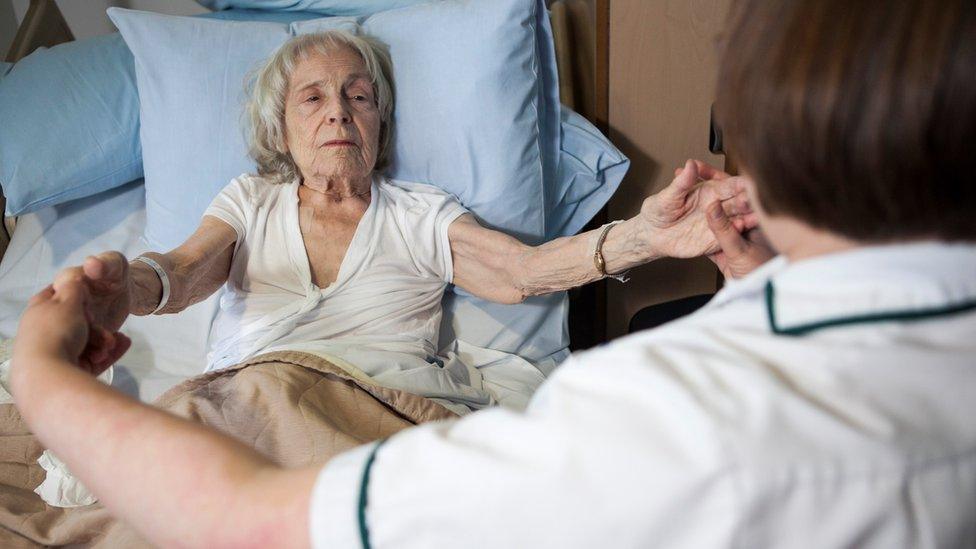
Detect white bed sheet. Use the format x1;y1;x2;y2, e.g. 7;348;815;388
0;180;218;402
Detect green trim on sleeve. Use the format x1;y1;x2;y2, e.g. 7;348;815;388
358;439;388;549
765;281;976;336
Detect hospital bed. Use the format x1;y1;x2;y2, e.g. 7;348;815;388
0;0;612;403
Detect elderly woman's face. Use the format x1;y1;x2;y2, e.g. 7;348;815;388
283;46;381;182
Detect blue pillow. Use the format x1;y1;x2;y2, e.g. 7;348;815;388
202;7;323;22
196;0;427;16
0;9;329;217
201;1;570;239
339;0;554;242
108;10;358;248
548;105;628;239
0;34;142;216
110;0;557;250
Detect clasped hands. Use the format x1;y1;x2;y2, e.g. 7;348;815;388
637;159;775;278
11;252;132;385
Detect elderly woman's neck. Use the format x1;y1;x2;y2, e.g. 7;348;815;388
300;174;372;202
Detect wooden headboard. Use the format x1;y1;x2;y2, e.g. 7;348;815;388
4;0;74;64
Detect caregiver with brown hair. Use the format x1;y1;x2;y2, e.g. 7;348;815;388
10;0;976;546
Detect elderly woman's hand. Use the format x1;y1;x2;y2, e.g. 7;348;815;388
449;159;764;304
77;251;132;334
638;159;758;260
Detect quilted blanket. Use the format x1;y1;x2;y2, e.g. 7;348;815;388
0;351;457;547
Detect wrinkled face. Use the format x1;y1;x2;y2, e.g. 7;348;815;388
283;45;380;182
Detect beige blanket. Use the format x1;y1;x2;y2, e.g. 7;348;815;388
0;351;457;547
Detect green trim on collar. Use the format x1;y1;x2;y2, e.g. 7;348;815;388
765;281;976;336
358;439;388;549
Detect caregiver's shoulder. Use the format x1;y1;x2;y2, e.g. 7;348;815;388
556;293;976;467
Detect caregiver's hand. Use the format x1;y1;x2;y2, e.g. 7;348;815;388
639;159;758;259
12;276;131;381
705;199;776;279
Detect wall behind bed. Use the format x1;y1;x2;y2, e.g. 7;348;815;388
0;2;17;56
9;0;207;39
551;0;733;342
604;0;729;338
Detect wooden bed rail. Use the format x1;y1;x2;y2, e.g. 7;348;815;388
4;0;73;63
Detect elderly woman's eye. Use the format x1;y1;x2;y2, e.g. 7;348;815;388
351;94;368;102
304;95;319;103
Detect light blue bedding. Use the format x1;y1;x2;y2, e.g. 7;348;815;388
197;0;427;15
109;1;559;249
3;0;628;367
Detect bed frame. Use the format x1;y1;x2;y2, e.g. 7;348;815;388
551;0;611;350
4;0;73;63
1;0;610;347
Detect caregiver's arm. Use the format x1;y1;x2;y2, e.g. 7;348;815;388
10;279;315;549
450;160;757;304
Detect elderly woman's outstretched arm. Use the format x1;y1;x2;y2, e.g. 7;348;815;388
450;160;757;304
126;217;238;315
59;217;237;370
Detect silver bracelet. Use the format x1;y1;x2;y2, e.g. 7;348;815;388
592;220;630;283
131;255;170;315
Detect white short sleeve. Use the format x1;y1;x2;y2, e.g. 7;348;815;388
309;443;381;549
385;179;468;283
202;174;255;242
307;349;734;549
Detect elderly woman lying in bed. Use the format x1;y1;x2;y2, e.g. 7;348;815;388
74;31;754;412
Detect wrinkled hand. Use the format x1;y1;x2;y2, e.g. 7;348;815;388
705;199;776;279
13;276;131;377
77;251;131;333
641;159;758;259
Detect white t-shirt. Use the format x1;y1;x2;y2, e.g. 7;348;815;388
203;173;492;413
310;242;976;548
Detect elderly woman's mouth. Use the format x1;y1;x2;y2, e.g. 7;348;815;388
323;140;358;148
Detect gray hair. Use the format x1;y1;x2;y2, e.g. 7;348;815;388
245;30;395;183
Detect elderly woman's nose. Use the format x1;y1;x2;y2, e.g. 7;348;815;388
324;97;352;124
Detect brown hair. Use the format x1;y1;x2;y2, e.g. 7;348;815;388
716;0;976;241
